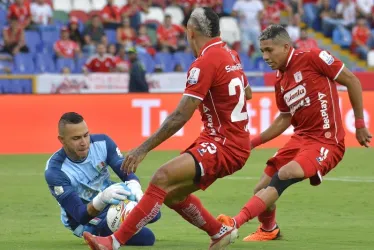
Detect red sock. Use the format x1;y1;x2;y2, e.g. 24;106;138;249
258;207;276;231
168;194;222;237
114;184;166;245
234;196;267;228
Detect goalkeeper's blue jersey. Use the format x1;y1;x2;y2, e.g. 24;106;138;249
44;134;137;231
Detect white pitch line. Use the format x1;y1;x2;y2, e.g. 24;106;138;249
2;173;374;183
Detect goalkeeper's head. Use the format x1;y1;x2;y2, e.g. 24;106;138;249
58;112;90;161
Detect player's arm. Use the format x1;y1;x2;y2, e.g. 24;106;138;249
45;168;130;224
310;49;372;147
251;112;292;149
335;67;372;147
245;84;252;100
105;134;144;201
140;96;200;153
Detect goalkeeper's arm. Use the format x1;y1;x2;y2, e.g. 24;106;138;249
45;168;130;225
251;112;292;148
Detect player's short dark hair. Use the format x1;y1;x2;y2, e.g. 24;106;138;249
259;24;292;44
58;112;84;135
188;7;220;38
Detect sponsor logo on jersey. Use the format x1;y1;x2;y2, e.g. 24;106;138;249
293;71;303;83
318;92;330;129
225;63;242;73
54;186;64;196
95;161;107;172
187;67;200;84
319;51;334;65
116;147;123;157
202;104;216;135
284;85;306;106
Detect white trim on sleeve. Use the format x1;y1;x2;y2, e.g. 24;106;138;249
183;93;204;101
333;64;345;80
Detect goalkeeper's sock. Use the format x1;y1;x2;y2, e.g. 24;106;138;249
113;184;166;245
167;194;222;236
234;196;267;228
258;207;277;231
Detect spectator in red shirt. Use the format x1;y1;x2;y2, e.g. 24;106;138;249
114;46;131;72
8;0;31;29
261;0;291;30
1;16;29;55
54;27;81;59
120;0;149;29
157;14;185;53
351;18;372;60
135;24;156;56
116;17;136;50
101;0;121;29
83;43;116;73
295;27;318;49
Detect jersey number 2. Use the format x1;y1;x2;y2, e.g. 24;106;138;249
229;77;247;122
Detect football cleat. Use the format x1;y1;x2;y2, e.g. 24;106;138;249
216;214;236;228
242;225;281;242
83;232;120;250
209;225;239;250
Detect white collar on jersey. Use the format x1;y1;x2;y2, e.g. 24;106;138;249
200;41;224;56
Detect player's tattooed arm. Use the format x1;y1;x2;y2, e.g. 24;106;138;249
140;96;201;152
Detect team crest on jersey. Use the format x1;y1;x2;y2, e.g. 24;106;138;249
187;67;200;84
319;51;334;65
95;161;107;172
293;71;303;83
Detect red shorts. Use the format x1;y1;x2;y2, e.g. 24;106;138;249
264;135;345;186
183;137;250;190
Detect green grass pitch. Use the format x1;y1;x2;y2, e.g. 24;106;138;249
1;148;374;250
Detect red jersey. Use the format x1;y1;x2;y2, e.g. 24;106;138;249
351;26;370;50
101;5;121;22
114;56;130;72
184;38;250;158
120;4;146;17
157;24;184;47
3;27;22;44
84;54;116;72
8;3;31;25
275;48;345;145
136;34;152;46
295;38;319;50
262;1;286;29
54;40;79;58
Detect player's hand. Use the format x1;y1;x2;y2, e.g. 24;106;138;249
356;128;372;147
121;147;147;174
125;180;144;202
92;183;132;211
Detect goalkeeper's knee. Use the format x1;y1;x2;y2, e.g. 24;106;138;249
268;172;303;196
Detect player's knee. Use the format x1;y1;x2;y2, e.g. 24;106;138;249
268;172;302;196
150;167;171;189
278;162;305;180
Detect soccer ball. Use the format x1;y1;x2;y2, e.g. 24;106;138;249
106;199;138;232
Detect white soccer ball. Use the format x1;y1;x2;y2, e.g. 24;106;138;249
106;199;138;232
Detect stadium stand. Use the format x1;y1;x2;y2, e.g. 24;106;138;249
0;0;372;94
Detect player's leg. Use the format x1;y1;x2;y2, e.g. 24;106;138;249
125;227;155;246
233;160;305;228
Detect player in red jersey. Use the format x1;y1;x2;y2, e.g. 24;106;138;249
217;24;372;242
83;7;252;250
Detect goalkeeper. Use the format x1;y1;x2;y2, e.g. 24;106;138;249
45;112;160;246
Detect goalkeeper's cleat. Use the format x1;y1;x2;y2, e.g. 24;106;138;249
208;225;239;250
83;232;120;250
216;214;236;228
242;225;281;242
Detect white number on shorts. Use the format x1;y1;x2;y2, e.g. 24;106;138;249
228;77;248;122
200;142;217;154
